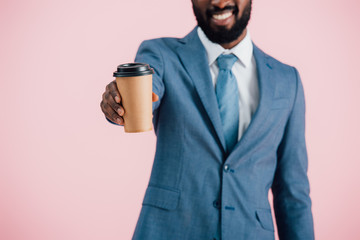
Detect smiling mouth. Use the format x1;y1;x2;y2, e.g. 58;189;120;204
209;9;236;27
212;11;233;20
207;5;238;26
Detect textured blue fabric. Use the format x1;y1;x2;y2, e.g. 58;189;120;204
109;27;314;240
215;54;239;153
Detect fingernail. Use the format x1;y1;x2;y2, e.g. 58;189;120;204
117;108;123;116
115;96;120;103
116;118;122;124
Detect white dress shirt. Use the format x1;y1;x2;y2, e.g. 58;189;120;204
197;27;260;141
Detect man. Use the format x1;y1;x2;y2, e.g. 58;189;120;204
100;0;315;239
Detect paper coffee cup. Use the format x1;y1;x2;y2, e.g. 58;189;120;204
113;63;154;133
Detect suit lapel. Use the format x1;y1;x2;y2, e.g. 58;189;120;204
175;28;276;157
176;27;227;152
228;44;276;159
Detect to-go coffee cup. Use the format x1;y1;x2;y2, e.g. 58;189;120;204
113;63;154;133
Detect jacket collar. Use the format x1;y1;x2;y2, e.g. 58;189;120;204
176;26;276;159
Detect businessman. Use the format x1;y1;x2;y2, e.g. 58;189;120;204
100;0;315;239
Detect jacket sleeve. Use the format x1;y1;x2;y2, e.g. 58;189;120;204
105;40;165;126
271;67;315;239
135;40;165;112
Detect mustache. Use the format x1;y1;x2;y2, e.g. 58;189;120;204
206;5;238;16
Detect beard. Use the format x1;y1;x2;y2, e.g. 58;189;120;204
192;1;252;45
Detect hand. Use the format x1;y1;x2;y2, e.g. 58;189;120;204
100;80;159;125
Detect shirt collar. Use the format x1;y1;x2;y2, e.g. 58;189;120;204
197;26;253;68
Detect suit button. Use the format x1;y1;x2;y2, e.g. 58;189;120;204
213;200;220;209
224;164;230;172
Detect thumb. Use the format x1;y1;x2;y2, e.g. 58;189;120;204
152;92;159;102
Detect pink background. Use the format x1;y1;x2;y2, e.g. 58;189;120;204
1;0;359;239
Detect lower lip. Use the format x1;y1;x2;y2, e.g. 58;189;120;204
210;13;235;27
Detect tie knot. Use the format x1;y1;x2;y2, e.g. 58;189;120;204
217;54;238;70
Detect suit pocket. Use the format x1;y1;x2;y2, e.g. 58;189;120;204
271;98;290;110
142;185;180;211
255;208;275;232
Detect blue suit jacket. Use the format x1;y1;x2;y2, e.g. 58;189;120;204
125;27;314;240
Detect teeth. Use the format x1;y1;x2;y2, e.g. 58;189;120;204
212;12;232;20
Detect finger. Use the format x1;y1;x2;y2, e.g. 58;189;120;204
108;81;121;103
152;92;159;102
101;101;124;125
104;92;124;116
116;116;124;125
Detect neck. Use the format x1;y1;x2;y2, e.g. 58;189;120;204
220;29;247;49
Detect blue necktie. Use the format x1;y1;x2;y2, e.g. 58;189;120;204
215;54;239;153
